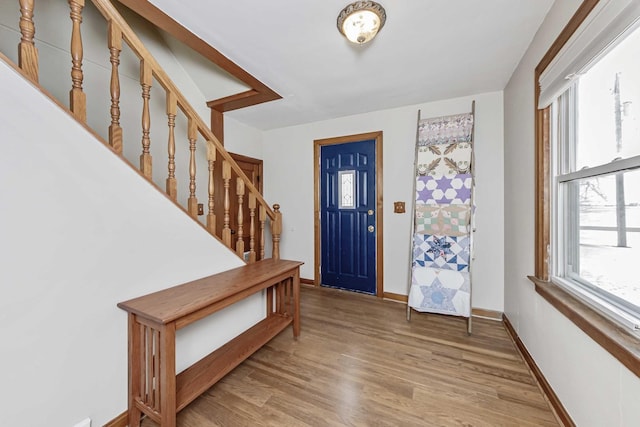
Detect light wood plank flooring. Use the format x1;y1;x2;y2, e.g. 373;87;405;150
142;286;559;426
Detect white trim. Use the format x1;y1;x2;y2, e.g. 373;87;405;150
550;77;640;339
551;97;561;278
538;0;640;108
552;276;640;335
557;155;640;182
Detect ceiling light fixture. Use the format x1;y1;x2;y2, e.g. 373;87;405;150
337;1;386;45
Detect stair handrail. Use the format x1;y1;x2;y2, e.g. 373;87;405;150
15;0;282;260
90;0;275;220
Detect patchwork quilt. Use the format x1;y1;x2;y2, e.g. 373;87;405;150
415;174;472;205
408;267;471;317
416;142;472;176
417;113;474;146
415;204;471;236
413;234;470;271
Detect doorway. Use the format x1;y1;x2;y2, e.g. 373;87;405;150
214;152;263;253
314;132;383;296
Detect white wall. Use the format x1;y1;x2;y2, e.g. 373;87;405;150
225;115;264;159
0;58;265;426
263;92;504;311
503;1;640;426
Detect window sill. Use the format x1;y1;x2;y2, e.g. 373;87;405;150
528;275;640;378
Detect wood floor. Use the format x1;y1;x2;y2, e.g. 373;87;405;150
142;286;559;426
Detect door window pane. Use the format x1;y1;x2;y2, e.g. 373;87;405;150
339;170;355;209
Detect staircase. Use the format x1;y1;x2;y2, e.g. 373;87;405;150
8;0;282;262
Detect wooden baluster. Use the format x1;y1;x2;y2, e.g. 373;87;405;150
248;193;256;263
108;23;122;154
187;118;198;218
222;161;232;247
206;145;216;234
236;179;245;257
165;92;177;200
68;0;86;122
259;205;266;260
272;204;282;260
18;0;38;82
139;61;152;178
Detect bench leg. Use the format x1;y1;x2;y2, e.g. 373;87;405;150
293;269;300;338
128;314;143;427
159;323;177;427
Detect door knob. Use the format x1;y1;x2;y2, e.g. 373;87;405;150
368;225;374;232
368;210;374;215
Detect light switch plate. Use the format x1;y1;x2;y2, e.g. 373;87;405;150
72;418;91;427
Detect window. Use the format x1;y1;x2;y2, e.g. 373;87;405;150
338;170;355;209
540;1;640;337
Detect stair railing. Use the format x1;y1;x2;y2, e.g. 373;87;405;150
14;0;282;261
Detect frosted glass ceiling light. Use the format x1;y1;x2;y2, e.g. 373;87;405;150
337;1;386;44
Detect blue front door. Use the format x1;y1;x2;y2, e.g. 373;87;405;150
320;139;377;294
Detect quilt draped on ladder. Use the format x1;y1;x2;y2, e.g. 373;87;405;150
409;112;475;318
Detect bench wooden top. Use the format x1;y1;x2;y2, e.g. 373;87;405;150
118;258;303;325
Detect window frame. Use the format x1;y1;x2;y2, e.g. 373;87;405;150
533;0;640;378
552;83;640;327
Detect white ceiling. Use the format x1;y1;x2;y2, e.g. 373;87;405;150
148;0;554;130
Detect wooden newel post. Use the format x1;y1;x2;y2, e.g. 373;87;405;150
236;179;245;257
139;60;153;178
18;0;39;82
272;204;282;260
68;0;86;122
187;118;198;218
206;144;216;235
222;161;232;247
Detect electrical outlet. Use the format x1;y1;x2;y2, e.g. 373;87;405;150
72;418;91;427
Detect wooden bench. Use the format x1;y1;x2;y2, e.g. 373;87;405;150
117;258;303;427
